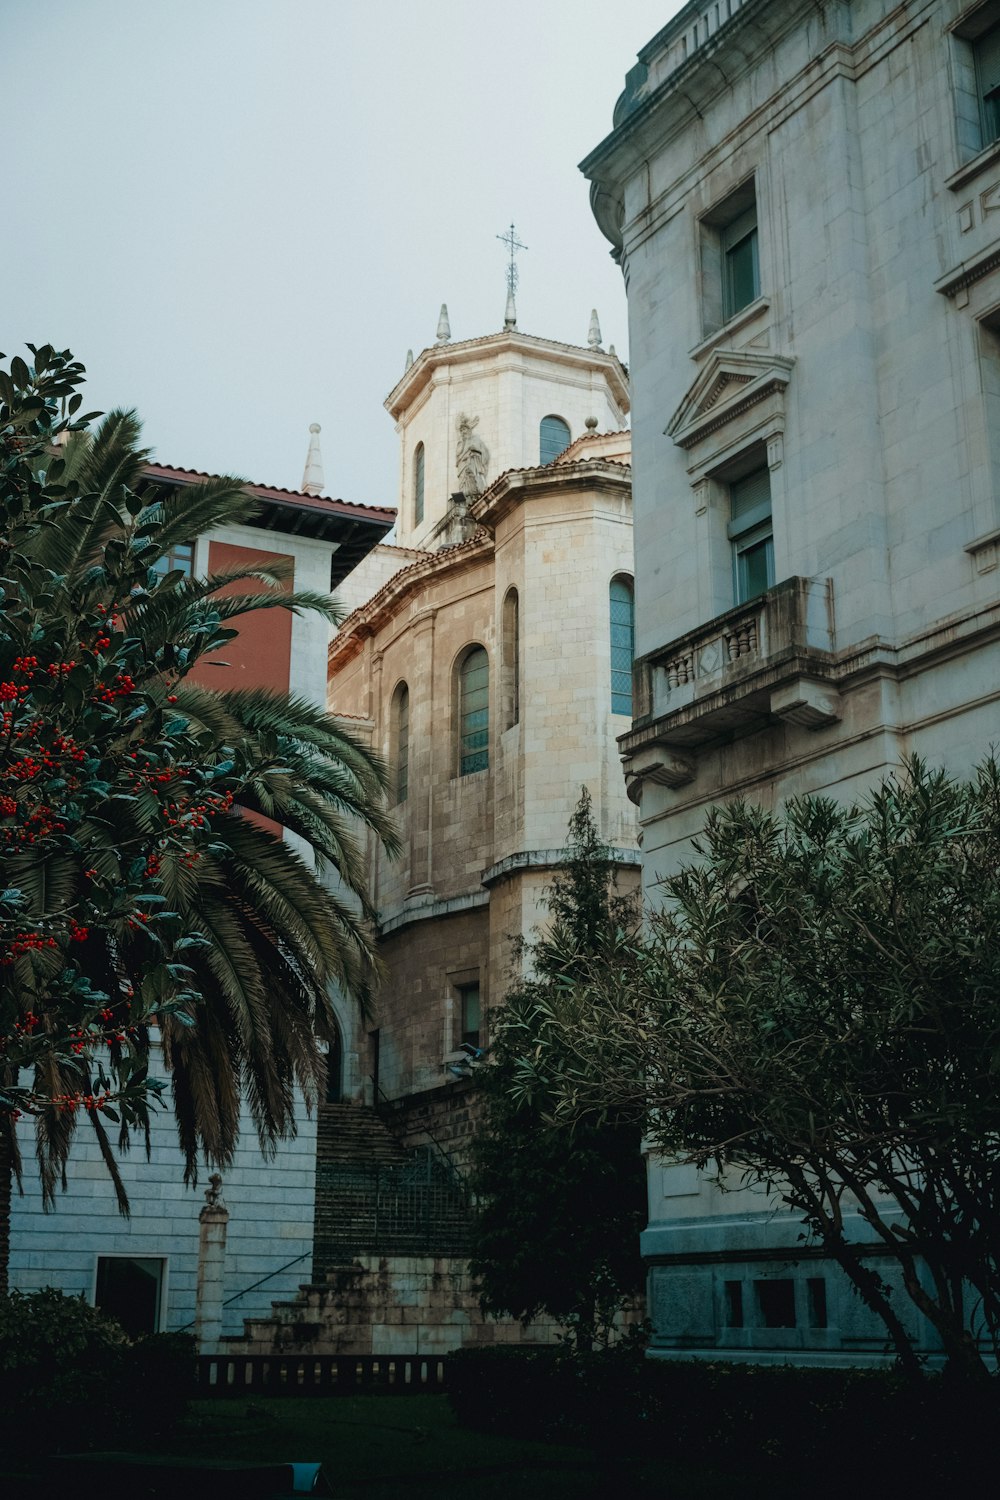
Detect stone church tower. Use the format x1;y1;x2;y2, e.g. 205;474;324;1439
285;307;640;1350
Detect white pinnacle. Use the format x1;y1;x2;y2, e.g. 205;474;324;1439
301;422;325;496
405;348;414;370
588;309;603;349
504;287;517;330
436;303;451;342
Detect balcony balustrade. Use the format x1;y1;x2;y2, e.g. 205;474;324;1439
623;577;839;797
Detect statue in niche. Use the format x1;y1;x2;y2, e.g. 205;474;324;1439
456;414;490;499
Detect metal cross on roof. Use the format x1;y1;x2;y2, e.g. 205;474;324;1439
497;222;527;296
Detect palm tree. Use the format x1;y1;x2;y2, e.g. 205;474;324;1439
1;367;396;1252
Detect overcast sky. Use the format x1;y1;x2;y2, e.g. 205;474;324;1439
4;0;685;509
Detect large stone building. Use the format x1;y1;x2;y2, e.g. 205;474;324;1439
583;0;1000;1364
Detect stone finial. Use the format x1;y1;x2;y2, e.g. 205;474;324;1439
504;287;517;330
609;344;617;357
436;303;451;342
588;309;603;349
585;416;599;431
301;423;325;496
405;348;414;371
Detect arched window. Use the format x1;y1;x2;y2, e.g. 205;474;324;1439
501;588;519;729
610;576;634;716
459;647;489;775
324;1022;344;1103
414;442;425;526
539;414;571;465
393;683;409;803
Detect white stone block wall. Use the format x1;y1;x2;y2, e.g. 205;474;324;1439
8;1075;317;1338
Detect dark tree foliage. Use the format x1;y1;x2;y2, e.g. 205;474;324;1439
0;346;397;1233
513;760;1000;1379
468;791;647;1348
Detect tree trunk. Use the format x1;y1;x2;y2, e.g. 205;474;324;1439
0;1119;13;1296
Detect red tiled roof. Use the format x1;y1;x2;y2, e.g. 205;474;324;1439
329;530;493;657
143;463;396;523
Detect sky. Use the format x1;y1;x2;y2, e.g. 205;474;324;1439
4;0;686;510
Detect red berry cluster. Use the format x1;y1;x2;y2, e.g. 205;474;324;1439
96;672;135;703
1;930;58;964
52;1091;113;1114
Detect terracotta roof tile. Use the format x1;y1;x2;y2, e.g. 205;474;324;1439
143;462;396;522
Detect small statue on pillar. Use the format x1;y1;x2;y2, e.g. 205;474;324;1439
204;1172;225;1208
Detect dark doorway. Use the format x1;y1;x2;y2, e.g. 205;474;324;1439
95;1256;164;1337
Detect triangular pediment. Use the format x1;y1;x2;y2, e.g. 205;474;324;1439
666;349;795;449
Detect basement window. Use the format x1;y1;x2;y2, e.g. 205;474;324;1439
754;1278;796;1329
723;1280;744;1328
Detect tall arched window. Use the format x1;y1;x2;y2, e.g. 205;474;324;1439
324;1022;344;1103
501;588;519;729
539;414;571;465
610;576;634;716
414;442;425;526
393;683;409;803
459;647;489;775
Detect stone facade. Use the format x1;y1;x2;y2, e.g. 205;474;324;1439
583;0;1000;1364
327;328;639;1173
234;1254;561;1358
222;325;641;1358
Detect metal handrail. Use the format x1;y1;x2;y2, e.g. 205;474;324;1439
176;1250;311;1331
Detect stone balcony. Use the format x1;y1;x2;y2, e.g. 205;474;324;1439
622;577;840;799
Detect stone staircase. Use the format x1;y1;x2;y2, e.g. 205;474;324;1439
218;1102;556;1358
317;1101;409;1167
313;1102;471;1278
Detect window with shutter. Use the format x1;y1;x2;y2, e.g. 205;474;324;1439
459;648;489;774
977;26;1000;141
610;577;634;716
539;415;571;465
728;467;774;604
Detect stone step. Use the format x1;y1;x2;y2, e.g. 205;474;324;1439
316;1103;408;1165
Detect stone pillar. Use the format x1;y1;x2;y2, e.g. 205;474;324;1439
194;1173;229;1354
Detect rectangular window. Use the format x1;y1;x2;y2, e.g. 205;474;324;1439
754;1278;796;1329
95;1256;165;1339
976;24;1000;143
722;206;759;322
807;1278;828;1330
701;178;760;333
152;542;194;579
458;981;481;1049
728;466;773;604
724;1280;744;1328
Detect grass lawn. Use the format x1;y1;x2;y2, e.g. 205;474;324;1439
165;1394;793;1498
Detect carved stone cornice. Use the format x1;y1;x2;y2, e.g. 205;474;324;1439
666;349;795;452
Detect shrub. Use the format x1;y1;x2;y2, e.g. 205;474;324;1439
0;1289;195;1457
447;1346;1000;1487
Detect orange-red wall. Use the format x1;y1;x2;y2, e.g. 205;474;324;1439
189;541;294;695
